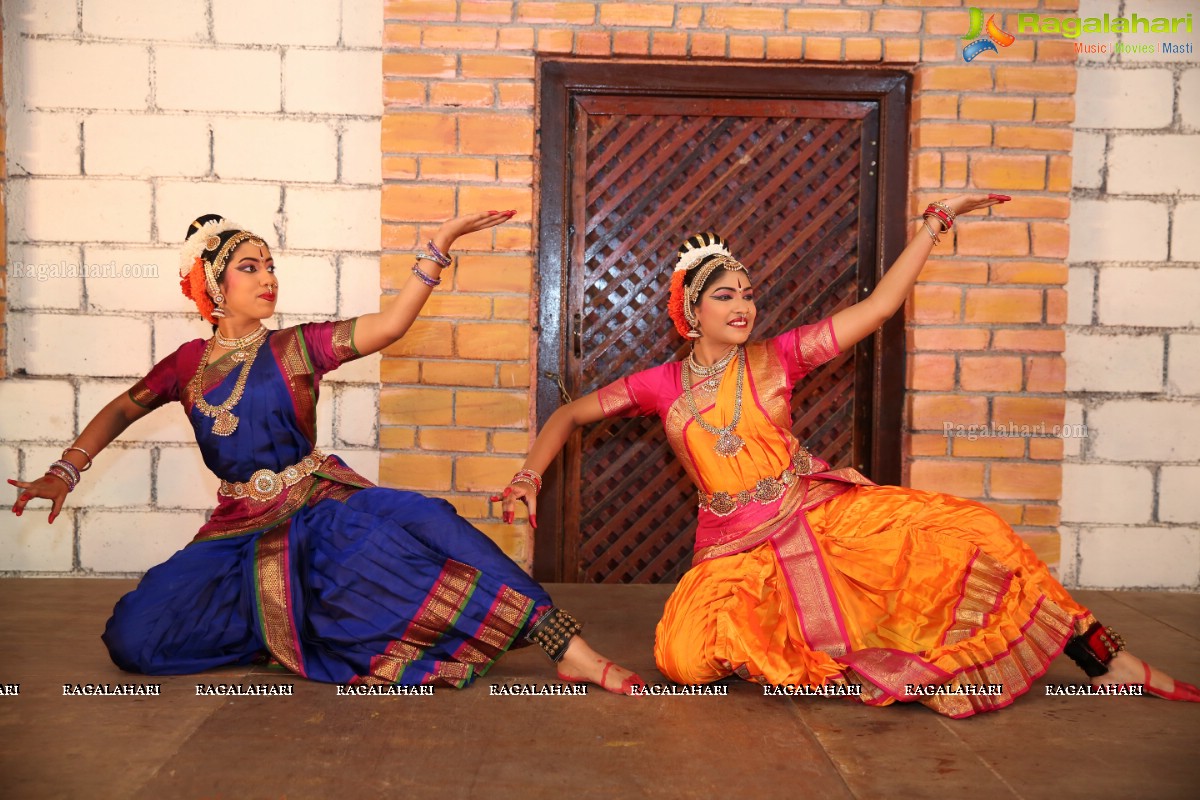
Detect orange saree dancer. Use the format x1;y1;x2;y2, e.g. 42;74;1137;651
597;318;1092;718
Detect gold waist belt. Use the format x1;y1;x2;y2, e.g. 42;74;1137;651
219;448;327;502
698;448;815;517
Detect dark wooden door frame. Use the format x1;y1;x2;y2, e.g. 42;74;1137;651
534;61;912;582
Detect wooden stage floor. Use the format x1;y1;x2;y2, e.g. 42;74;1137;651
1;580;1197;799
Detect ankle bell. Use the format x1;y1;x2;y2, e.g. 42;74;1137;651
526;607;583;663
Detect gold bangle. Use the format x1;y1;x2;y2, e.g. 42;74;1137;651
62;446;94;471
921;218;942;244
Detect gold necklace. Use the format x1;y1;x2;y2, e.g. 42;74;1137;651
682;346;746;457
215;325;268;350
686;345;737;377
188;334;265;436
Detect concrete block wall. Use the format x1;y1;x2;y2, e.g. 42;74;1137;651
1;0;384;575
1060;0;1200;589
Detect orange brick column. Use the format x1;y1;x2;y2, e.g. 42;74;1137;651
381;0;1078;572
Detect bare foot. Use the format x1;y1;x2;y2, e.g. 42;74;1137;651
1093;651;1200;701
555;636;645;696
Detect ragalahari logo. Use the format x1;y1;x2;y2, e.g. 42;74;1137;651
962;8;1016;61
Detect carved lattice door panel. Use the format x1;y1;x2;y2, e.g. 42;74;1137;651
536;64;909;584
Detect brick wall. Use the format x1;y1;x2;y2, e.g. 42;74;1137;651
0;0;384;575
4;1;1192;586
1059;0;1200;589
381;0;1083;574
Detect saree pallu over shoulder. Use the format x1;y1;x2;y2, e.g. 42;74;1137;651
192;454;375;543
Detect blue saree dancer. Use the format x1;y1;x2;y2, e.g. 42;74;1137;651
10;212;642;694
103;320;548;686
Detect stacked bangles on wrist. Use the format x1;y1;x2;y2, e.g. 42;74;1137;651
45;447;93;492
411;240;454;288
922;201;956;245
509;468;543;494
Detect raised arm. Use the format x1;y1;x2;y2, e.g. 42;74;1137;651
350;211;515;357
8;393;154;523
831;193;1009;352
491;392;608;528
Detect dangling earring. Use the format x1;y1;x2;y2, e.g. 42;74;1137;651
686;326;701;339
211;291;226;319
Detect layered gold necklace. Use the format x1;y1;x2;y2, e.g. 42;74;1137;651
189;326;269;436
681;345;746;457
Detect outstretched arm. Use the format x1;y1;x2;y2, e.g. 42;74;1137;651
351;211;515;357
831;194;1009;352
492;392;608;527
8;393;153;523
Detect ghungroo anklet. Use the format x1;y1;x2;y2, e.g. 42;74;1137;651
1063;621;1126;678
526;607;582;663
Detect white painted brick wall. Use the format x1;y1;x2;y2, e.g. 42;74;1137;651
341;120;384;185
1107;135;1200;195
155;46;282;113
78;379;198;445
6;111;81;176
1067;199;1167;263
1;0;379;577
80;510;204;573
153;317;214;359
1167;334;1200;397
82;247;183;313
156;447;221;509
1070;131;1105;190
212;0;341;47
1065;267;1093;326
342;0;385;47
339;256;384;317
337;449;380;485
1096;268;1200;327
1076;527;1200;589
11;313;152;377
1113;0;1200;65
1062;401;1085;459
1074;69;1174;130
20;40;149;110
9;179;153;242
1061;463;1154;525
1064;332;1163;393
0;380;76;442
1171;201;1200;262
1;513;75;572
5;0;79;35
213;118;338;183
271;254;339;315
82;0;207;42
1066;48;1198;589
1160;467;1200;523
155;182;283;246
26;445;151;508
336;385;379;447
7;245;84;310
317;395;335;451
1181;68;1200;129
322;352;381;384
84;115;210;177
1089;401;1200;463
286;187;381;251
284;50;382;116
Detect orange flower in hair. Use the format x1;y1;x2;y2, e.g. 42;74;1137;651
667;270;690;338
180;257;217;325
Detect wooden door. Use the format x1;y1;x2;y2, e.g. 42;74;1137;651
536;64;910;584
